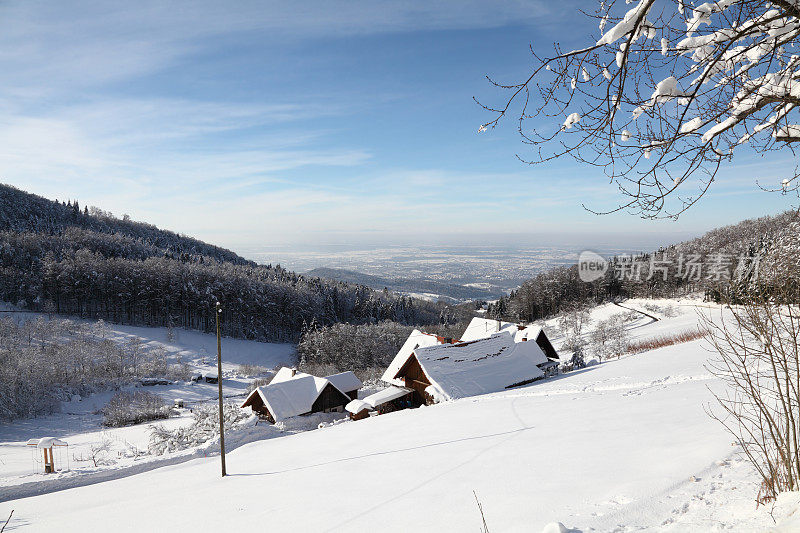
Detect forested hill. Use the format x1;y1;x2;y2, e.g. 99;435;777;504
0;184;248;265
489;209;800;322
0;184;451;342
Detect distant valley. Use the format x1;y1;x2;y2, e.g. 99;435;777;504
306;267;506;303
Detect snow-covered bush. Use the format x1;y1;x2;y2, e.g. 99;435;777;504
625;328;706;354
590;316;630;359
569;348;586;371
559;345;587;373
643;302;678;318
89;437;113;467
148;403;248;455
560;333;585;355
165;362;194;382
102;391;173;427
642;303;661;314
558;309;592;355
559;309;592;337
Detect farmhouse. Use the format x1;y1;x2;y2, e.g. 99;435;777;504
241;368;362;423
461;317;560;375
380;329;445;388
462;317;558;355
383;331;551;405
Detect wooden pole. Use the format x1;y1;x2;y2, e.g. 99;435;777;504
216;301;227;477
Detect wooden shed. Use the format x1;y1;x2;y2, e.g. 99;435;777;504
345;385;414;420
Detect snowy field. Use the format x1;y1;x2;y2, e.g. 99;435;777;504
1;298;798;531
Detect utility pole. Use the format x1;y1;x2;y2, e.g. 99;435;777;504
215;301;227;477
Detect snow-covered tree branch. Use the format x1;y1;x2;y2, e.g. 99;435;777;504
478;0;800;218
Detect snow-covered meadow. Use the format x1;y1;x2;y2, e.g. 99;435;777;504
1;298;798;531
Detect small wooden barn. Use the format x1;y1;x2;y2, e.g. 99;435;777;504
345;385;414;420
325;371;362;400
241;368;362;423
383;331;550;405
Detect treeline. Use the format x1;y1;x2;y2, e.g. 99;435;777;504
490;210;799;322
0;185;452;342
0;316;174;420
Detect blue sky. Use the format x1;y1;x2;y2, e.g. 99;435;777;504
0;1;795;253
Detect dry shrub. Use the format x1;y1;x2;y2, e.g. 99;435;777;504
702;290;800;504
625;328;708;355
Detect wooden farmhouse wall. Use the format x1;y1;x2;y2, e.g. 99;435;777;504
396;354;433;406
311;383;351;413
535;330;559;360
242;393;276;423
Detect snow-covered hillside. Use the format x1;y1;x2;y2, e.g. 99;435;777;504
0;303;297;372
1;298;798;531
0;307;296;502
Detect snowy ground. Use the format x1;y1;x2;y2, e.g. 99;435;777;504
1;297;797;531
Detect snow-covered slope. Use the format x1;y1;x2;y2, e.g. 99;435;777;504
1;298;793;531
1;297;795;531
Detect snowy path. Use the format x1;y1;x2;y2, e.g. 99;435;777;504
613;300;660;323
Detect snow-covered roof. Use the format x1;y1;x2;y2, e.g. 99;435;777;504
345;399;370;414
401;332;545;401
26;437;68;448
460;317;522;341
270;366;303;384
324;371;362;394
381;329;443;386
515;324;544;343
345;386;412;414
460;317;546;344
249;374;333;422
511;338;549;366
244;367;357;421
365;386;412;408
